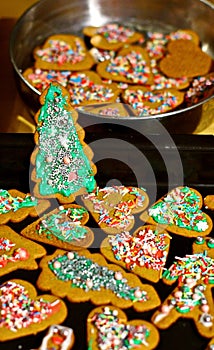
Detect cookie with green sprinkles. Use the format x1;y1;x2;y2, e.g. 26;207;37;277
141;186;213;237
81;185;149;234
33;34;95;71
192;236;214;258
87;305;160;350
37;248;160;313
83;23;143;51
152;250;214;338
0;225;46;277
96;45;153;85
20;204;94;250
31;82;97;204
100;224;171;283
0;279;67;341
0;189;50;225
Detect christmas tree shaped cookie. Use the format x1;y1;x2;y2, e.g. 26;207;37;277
37;249;160;313
31;82;97;203
87;305;159;350
100;225;171;282
0;225;46;276
0;279;67;341
141;186;212;237
151;241;214;338
21;204;94;250
0;189;50;224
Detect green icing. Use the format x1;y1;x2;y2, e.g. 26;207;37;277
37;207;88;242
148;186;208;232
35;84;96;197
0;189;38;214
49;252;148;302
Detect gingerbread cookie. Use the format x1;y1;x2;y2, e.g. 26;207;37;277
96;45;153;85
21;204;94;250
83;23;143;51
87;305;159;349
204;195;214;211
159;39;212;78
66;71;121;106
37;249;160;313
184;73;214;106
86;102;130;117
122;86;184;117
31;325;75;350
141;186;213;237
0;189;50;224
81;185;149;234
166;29;200;45
152;249;214;338
22;67;71;92
192;236;214;258
0;279;67;341
0;225;46;275
34;34;95;71
100;225;171;283
31;82;97;203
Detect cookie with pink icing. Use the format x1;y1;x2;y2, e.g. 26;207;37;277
0;279;67;341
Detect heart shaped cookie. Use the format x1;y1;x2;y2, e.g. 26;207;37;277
83;23;143;51
122;86;184;116
21;204;94;250
152;249;214;338
34;34;95;71
87;305;159;350
37;248;160;313
0;279;67;341
0;189;50;224
141;186;213;237
0;225;46;276
81;185;149;234
159;39;212;78
96;45;153;85
100;225;171;282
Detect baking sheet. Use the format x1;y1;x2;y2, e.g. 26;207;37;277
0;132;213;350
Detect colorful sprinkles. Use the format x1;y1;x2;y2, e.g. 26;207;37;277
148;187;209;232
48;251;148;302
89;306;151;349
0;238;29;268
0;281;59;332
0;189;37;214
109;227;170;272
96;23;135;43
36;206;88;242
36;83;96;197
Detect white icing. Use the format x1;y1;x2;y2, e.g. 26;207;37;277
39;325;73;350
